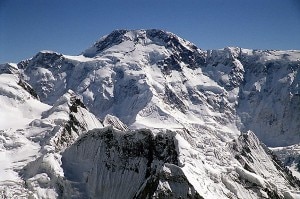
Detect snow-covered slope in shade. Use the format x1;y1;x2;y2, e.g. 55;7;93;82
236;49;300;146
61;127;201;199
60;128;300;198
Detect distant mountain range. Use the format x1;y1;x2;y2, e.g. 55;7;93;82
1;29;300;198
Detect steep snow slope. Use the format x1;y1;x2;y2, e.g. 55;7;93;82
19;30;300;147
1;29;300;198
0;65;103;197
61;128;300;199
0;66;50;197
236;49;300;146
20;30;239;140
61;127;200;199
62;128;298;198
0;64;47;129
18;93;103;198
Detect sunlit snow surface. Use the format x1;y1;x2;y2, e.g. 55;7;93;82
1;30;300;198
0;73;51;197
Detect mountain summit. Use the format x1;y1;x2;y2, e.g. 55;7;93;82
1;29;300;198
83;29;203;59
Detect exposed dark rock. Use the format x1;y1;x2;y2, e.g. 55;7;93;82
18;79;39;100
84;30;129;57
62;128;201;199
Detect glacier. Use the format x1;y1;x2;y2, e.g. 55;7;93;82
0;29;300;198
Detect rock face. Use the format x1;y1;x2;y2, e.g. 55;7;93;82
61;128;202;199
1;29;300;198
59;127;300;199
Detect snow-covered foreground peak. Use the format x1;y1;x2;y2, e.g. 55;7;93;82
60;128;300;198
1;29;300;198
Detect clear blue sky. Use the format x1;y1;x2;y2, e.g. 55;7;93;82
1;0;299;63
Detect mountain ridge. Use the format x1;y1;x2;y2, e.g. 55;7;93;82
1;29;300;198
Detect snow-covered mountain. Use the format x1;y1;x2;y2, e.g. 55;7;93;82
1;29;300;198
